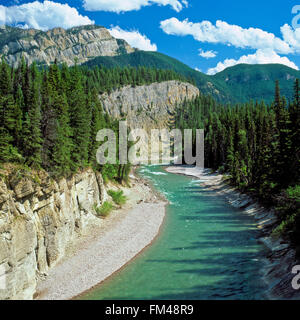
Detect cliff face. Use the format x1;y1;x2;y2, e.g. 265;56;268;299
0;79;198;300
0;25;135;67
0;168;107;299
100;80;200;131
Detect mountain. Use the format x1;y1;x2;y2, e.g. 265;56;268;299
82;51;231;101
0;24;299;103
84;52;300;103
0;25;135;67
213;64;300;103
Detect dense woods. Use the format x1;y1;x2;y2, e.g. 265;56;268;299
0;55;299;248
0;59;187;181
175;80;300;247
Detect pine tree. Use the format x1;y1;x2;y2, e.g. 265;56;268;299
51;92;73;175
0;60;21;162
68;65;91;169
88;89;105;167
288;79;300;184
14;86;24;147
22;78;43;167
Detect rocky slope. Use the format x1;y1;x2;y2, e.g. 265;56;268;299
0;167;108;299
0;25;135;67
100;80;200;131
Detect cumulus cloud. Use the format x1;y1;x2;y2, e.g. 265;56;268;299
207;49;299;75
198;49;217;58
160;18;293;54
109;26;157;51
83;0;188;13
0;1;94;31
281;23;300;53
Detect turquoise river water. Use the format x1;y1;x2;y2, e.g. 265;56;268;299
83;165;268;300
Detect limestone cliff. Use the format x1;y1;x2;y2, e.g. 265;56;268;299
0;167;107;299
0;80;199;300
0;25;135;67
100;80;200;131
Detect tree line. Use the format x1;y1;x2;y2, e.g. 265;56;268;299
0;59;187;181
81;65;191;94
175;80;300;248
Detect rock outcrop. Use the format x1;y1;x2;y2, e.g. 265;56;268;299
100;80;200;131
100;80;199;162
0;25;135;67
0;78;199;300
0;168;107;300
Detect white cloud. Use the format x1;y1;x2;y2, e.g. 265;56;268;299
0;1;94;31
182;0;188;7
83;0;188;13
207;49;299;75
281;23;300;53
194;67;201;72
198;49;217;59
160;18;293;54
109;26;157;51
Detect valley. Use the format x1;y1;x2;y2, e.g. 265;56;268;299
0;22;298;301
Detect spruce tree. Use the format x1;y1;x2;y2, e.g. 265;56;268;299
88;89;105;167
68;65;91;169
51;92;73;176
0;60;21;162
22;78;43;167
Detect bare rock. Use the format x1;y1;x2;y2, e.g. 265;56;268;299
0;168;106;299
0;25;135;68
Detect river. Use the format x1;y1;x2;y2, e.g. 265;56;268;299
82;165;268;300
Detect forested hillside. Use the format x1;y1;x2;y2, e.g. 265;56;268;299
175;80;300;248
214;64;300;103
83;51;231;101
83;51;300;103
1;25;299;104
0;58;188;181
0;53;299;248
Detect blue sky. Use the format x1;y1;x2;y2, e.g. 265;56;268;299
1;0;300;74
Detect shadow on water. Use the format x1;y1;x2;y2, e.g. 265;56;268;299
98;249;268;300
83;166;268;300
96;229;268;300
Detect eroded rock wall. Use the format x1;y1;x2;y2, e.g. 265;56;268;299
0;168;107;299
100;80;199;131
0;25;135;67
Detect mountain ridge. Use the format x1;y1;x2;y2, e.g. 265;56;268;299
83;50;300;102
0;24;299;103
0;24;135;67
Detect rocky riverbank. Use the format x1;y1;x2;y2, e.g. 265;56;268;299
0;166;166;300
166;166;300;300
35;173;167;300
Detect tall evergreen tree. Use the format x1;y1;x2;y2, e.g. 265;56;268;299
0;60;21;162
21;71;43;167
68;65;91;169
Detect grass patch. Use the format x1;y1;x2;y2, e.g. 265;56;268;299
94;201;114;218
108;189;127;206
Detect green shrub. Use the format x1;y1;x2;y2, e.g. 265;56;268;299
94;201;113;218
272;214;296;237
286;185;300;201
108;189;127;206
